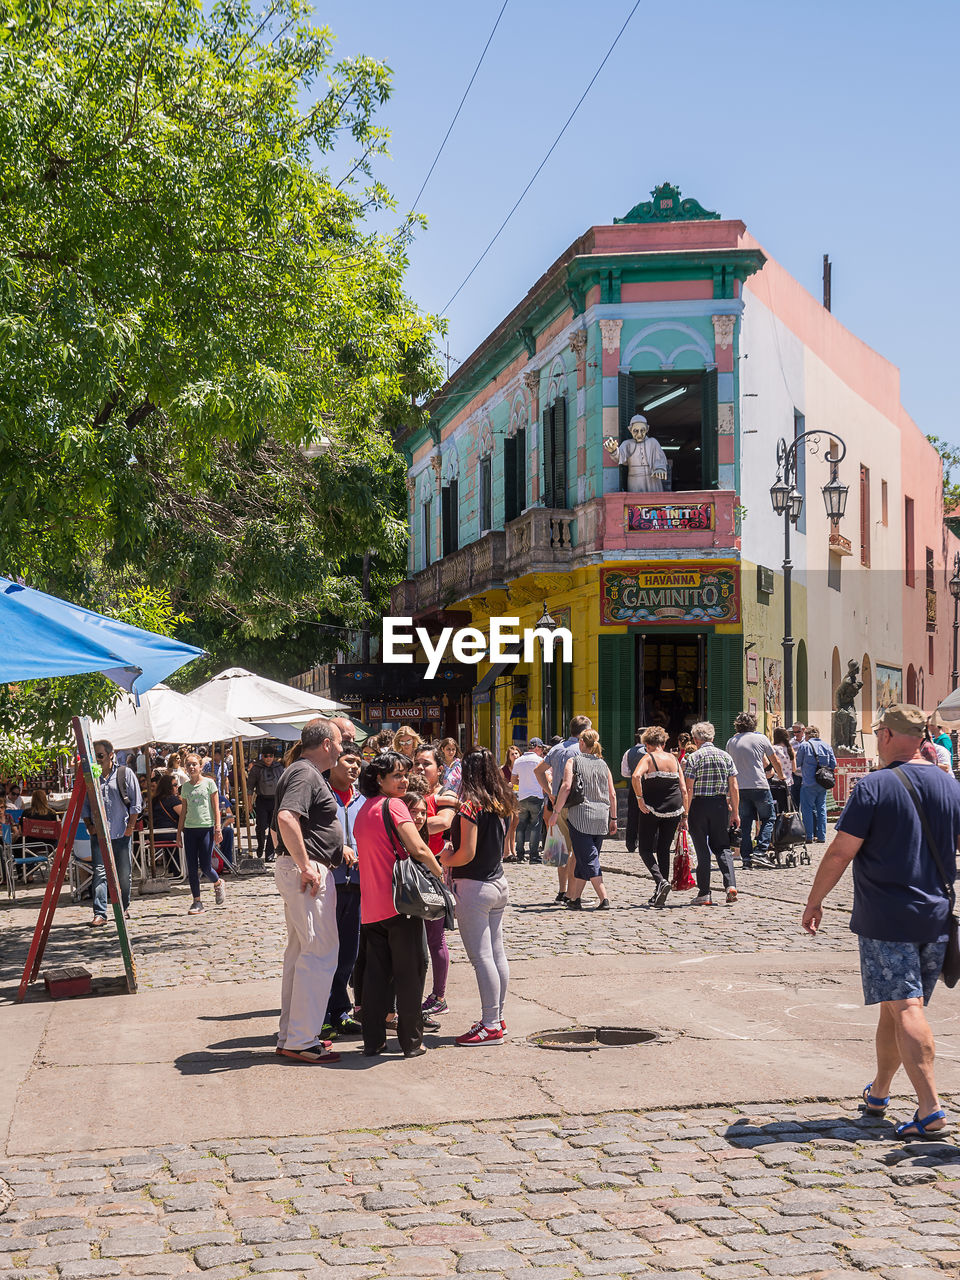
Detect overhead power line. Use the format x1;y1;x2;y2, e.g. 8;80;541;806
407;0;511;215
439;0;644;317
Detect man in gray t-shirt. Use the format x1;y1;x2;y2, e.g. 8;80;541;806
725;712;783;868
534;714;592;902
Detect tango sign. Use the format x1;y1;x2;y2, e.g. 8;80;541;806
601;563;740;626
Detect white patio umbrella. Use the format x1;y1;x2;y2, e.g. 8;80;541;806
251;710;370;743
186;666;348;722
937;687;960;721
90;683;266;750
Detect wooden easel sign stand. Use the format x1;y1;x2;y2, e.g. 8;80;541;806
17;715;138;1001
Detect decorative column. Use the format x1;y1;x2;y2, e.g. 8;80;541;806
406;475;416;575
569;328;588;491
712;314;737;490
430;452;442;563
599;318;622;481
523;369;541;503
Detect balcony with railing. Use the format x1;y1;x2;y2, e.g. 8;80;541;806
391;509;575;616
391;489;739;617
578;489;739;553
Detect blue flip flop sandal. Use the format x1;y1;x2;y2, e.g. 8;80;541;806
860;1083;890;1116
895;1108;952;1139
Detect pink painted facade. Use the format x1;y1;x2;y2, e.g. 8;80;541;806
740;239;960;726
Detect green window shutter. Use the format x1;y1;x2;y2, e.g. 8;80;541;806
503;437;518;524
451;479;459;551
618;372;636;441
701;368;719;490
561;657;573;733
479;457;492;531
440;485;451;556
552;396;567;509
542;406;554;507
706;633;743;741
598;634;636;769
516;426;526;511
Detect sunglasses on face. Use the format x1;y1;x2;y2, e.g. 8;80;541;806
95;753;110;761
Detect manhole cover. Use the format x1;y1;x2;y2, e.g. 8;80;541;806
527;1025;662;1051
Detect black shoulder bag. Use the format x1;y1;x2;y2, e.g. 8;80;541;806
564;756;585;809
383;801;454;924
813;744;835;790
893;767;960;988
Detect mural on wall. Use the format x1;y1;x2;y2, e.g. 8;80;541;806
763;658;782;721
875;664;903;713
601;563;740;625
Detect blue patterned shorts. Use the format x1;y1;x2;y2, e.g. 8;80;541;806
858;935;947;1006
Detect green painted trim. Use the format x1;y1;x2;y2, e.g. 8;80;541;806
567;250;765;292
404;425;434;456
615;183;720;224
517;326;536;358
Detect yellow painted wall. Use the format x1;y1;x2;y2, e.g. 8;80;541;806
740;558;809;732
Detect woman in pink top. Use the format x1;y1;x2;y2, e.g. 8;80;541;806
353;752;443;1059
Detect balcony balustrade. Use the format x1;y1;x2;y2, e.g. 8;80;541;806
588;489;738;553
390;489;738;617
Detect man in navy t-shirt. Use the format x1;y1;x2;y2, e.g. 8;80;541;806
802;704;960;1139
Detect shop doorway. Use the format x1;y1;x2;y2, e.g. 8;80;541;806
635;634;705;744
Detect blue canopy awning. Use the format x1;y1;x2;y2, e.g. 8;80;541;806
0;577;203;695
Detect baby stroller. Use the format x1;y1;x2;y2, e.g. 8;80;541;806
770;784;810;867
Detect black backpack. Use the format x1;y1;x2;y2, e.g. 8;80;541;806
115;765;137;811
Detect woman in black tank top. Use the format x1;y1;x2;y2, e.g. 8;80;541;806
632;726;689;909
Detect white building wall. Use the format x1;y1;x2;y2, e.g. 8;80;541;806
739;289;904;754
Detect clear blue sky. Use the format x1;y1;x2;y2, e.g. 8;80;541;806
325;0;958;444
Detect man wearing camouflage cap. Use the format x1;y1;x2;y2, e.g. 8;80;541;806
802;704;960;1138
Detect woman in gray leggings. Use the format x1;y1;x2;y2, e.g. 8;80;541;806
441;748;516;1048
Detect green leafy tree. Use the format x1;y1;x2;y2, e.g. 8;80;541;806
0;0;438;663
928;435;960;514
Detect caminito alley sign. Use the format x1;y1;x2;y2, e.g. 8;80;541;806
626;501;715;532
601;563;740;626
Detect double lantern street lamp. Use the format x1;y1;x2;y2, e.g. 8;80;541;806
949;552;960;691
769;431;849;728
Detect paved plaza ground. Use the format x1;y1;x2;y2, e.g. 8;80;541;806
3;837;960;1279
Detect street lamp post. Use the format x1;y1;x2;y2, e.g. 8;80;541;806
949;552;960;691
536;602;558;738
769;432;849;727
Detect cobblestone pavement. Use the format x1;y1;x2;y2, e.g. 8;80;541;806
2;833;853;993
2;1099;959;1279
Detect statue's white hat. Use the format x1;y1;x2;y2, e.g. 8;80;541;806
629;414;649;427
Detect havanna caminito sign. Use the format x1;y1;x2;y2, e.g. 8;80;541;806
601;563;740;626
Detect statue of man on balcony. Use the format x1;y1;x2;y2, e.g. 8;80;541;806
603;415;669;492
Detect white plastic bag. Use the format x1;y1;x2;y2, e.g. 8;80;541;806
541;829;567;867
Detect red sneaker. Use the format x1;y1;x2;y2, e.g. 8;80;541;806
500;1019;507;1036
456;1023;504;1046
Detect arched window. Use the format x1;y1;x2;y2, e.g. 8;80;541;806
504;396;528;522
907;663;918;704
542;358;569;509
861;655;873;735
831;648;842;713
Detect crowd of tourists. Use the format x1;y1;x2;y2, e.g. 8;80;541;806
270;718;515;1063
6;696;959;1143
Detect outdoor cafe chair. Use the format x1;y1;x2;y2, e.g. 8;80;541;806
137;826;186;882
5;816;59;900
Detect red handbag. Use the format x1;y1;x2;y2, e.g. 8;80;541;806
671;827;696;891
